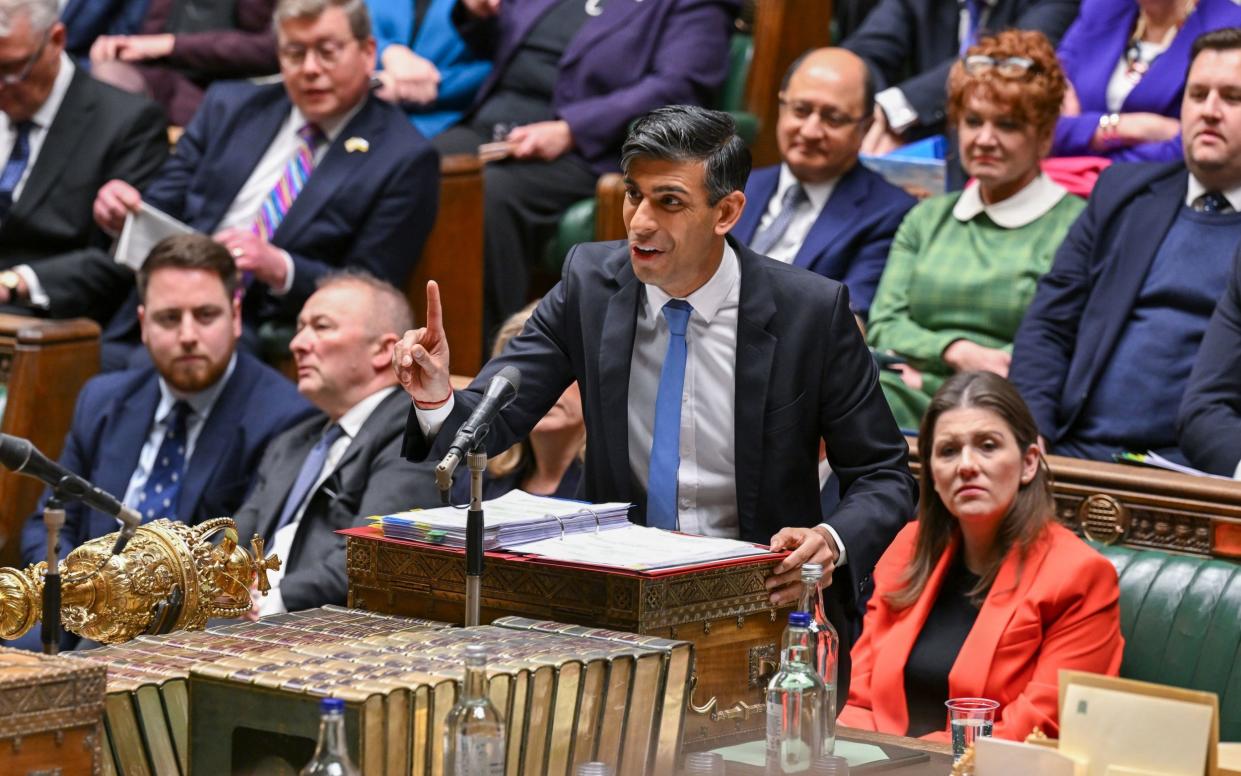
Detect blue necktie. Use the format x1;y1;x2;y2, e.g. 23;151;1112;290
960;0;982;55
138;401;191;522
1196;192;1233;214
274;423;345;536
0;121;33;220
646;300;693;530
750;183;807;256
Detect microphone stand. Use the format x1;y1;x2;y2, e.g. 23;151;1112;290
41;491;65;655
464;447;487;627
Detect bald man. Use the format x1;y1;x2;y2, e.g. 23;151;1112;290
731;48;916;319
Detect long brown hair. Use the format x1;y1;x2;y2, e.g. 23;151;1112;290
886;371;1053;609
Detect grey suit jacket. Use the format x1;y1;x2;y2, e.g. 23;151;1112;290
233;388;442;611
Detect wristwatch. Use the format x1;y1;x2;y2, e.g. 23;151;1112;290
0;270;20;296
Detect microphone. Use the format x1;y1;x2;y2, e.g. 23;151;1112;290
434;366;522;499
0;434;142;553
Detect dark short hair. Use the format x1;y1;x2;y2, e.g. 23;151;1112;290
137;235;238;301
620;105;751;205
780;49;876;117
1190;27;1241;69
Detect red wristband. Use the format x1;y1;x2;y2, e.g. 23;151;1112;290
414;389;453;410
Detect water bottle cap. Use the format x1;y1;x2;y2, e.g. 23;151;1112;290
800;562;823;580
465;644;488;657
573;762;615;776
812;754;850;775
788;611;811;627
683;751;726;775
320;697;345;714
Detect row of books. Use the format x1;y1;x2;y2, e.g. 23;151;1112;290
64;605;693;776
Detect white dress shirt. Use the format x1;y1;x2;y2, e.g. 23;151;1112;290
1184;173;1241;212
260;385;397;616
120;353;238;513
214;101;363;295
416;245;849;563
3;54;75;309
754;165;837;264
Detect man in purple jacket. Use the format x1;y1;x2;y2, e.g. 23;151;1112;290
432;0;740;341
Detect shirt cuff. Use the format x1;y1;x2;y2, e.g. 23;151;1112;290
875;87;919;135
415;393;455;437
14;265;49;309
257;586;287;617
1232;457;1241;480
817;523;848;568
272;250;295;296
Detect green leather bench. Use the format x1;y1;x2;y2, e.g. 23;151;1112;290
1096;544;1241;740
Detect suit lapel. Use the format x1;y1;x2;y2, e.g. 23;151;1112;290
601;259;641;506
735;167;778;244
1080;171;1184;395
870;536;958;735
11;70;94;220
948;530;1055;699
202;92;290;229
177;361;249;524
561;0;648;68
793;166;867;270
273;99;383;242
256;421;321;543
96;377;160;525
496;0;562;75
733;242;777;538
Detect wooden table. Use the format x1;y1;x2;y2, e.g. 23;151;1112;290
720;726;954;774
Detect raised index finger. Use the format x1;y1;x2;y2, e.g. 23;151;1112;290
424;280;444;336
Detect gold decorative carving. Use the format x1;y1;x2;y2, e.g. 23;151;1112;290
748;643;778;689
0;519;280;644
1077;494;1128;544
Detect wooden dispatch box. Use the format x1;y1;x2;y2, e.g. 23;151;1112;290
343;525;792;747
0;645;107;775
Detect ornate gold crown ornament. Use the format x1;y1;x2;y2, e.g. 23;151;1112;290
0;518;280;644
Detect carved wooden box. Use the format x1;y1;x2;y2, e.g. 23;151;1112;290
0;646;106;776
343;526;791;746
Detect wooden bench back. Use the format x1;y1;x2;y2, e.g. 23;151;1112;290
0;316;100;566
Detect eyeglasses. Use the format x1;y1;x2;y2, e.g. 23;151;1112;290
0;28;51;87
778;97;868;129
961;55;1042;78
278;38;358;69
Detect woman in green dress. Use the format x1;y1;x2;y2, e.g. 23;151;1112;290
867;30;1086;429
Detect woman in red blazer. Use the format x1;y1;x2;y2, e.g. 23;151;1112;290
839;371;1123;741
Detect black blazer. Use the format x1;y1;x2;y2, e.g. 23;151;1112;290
842;0;1078;129
403;238;917;610
234;388;442;611
1180;242;1241;474
2;69;166;317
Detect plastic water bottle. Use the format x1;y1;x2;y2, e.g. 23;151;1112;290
299;697;359;776
766;611;826;775
575;762;615;776
797;562;840;754
811;754;850;775
444;644;506;776
682;751;726;775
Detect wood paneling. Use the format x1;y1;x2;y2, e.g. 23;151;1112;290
745;0;834;167
0;316;101;567
594;173;628;242
409;153;486;375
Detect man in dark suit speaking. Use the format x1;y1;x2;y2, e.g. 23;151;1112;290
396;106;916;667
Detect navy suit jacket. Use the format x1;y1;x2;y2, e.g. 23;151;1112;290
20;351;316;566
91;81;439;341
454;0;738;174
732;163;916;317
842;0;1078;130
1179;243;1241;475
403;237;916;611
1010;162;1197;445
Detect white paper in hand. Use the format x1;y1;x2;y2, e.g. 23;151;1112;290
114;202;197;271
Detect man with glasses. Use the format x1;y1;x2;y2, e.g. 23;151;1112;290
731;48;915;321
1011;27;1241;465
0;0;165;320
72;0;438;369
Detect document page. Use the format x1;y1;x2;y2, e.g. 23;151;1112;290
507;524;770;571
114;203;198;270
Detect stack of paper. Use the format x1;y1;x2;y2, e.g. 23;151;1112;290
378;490;632;549
507;524;770;571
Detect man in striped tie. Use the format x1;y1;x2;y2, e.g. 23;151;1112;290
73;0;439;368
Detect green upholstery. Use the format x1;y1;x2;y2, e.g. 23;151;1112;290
543;33;760;275
1095;544;1241;741
257;320;296;365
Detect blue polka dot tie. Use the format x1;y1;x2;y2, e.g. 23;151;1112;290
139;401;191;523
0;121;33;221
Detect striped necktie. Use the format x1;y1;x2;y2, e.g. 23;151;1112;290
253;122;325;240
